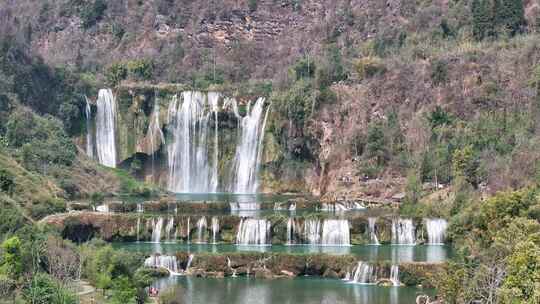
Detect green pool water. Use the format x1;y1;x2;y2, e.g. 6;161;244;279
151;276;434;304
113;242;451;263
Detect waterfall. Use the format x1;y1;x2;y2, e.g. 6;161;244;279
286;218;297;245
321;219;350;246
95;204;109;213
208;92;220;191
236;218;270;245
349;262;376;284
136;217;140;242
425;218;448;244
392;219;416;245
137;203;144;213
84;97;94;158
167;92;220;193
147;97;165;178
152;218;164;243
303;219;321;244
185;254;194;271
211;217;219;244
165;218;175;242
229;98;270;194
195;217;207;243
390;265;400;286
95;89;117;167
368;217;380;245
144;255;180;275
186;217;191;243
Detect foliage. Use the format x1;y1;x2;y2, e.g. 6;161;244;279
365;121;388;166
0;169;14;195
80;0;108;29
0;236;23;278
248;0;258;12
355;57;386;80
499;241;540;303
452;145;481;188
22;273;76;304
106;62;128;86
159;285;186;304
430;59;449;86
110;276;137;304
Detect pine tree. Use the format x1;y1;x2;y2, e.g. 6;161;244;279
494;0;526;35
472;0;494;40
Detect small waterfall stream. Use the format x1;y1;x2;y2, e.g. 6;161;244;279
368;217;380;245
95;89;117;167
229;98;270;194
144;255;180;275
425;218;448;244
152;218;164;243
147;97;165;179
321;219;350;246
196;217;208;243
84;96;94;158
165;218;175;242
392;219;416;245
303;219;321;244
236;218;270;245
211;217;220;244
349;262;376;284
390;265;400;286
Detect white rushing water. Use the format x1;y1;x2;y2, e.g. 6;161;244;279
167;92;220;193
95;89;117;167
196;217;207;243
236;218;270;245
392;219;416;245
303;219;322;244
147;97;165;177
165;217;175;242
84;96;94;158
390;265;400;286
137;203;144;213
144;255;181;275
286;218;297;245
321;219;350;246
368;217;380;245
211;217;219;244
229;98;270;194
152;218;164;243
349;262;376;284
425;218;448;244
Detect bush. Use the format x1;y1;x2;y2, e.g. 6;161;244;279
127;59;153;81
0;168;14;195
430;59;449;86
159;285;186;304
355;57;386;80
22;273;76;304
106;62;128;86
80;0;108;29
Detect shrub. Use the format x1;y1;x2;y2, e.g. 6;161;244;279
0;169;14;195
430;59;449;86
355;57;386;80
127;59;153;80
22;273;77;304
80;0;108;29
106;62;128;86
248;0;258;12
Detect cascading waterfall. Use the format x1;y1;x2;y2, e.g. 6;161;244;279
368;217;380;245
95;89;117;167
390;265;400;286
152;218;164;243
136;217;141;242
167;92;220;193
147;97;165;178
185;254;194;271
303;219;321;244
84;96;94;158
229;98;270;194
211;217;219;244
236;218;270;245
392;219;416;245
137;203;144;213
321;219;350;246
196;217;208;243
349;262;377;284
425;218;448;244
165;218;175;242
144;255;180;275
286;218;297;245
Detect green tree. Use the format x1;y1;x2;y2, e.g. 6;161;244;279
472;0;494;40
22;273;76;304
500;241;540;303
494;0;526;35
0;236;22;278
110;276;137;304
366;122;388;166
452;146;481;188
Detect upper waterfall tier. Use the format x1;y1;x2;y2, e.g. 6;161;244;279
95;89;117;167
84;89;271;194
